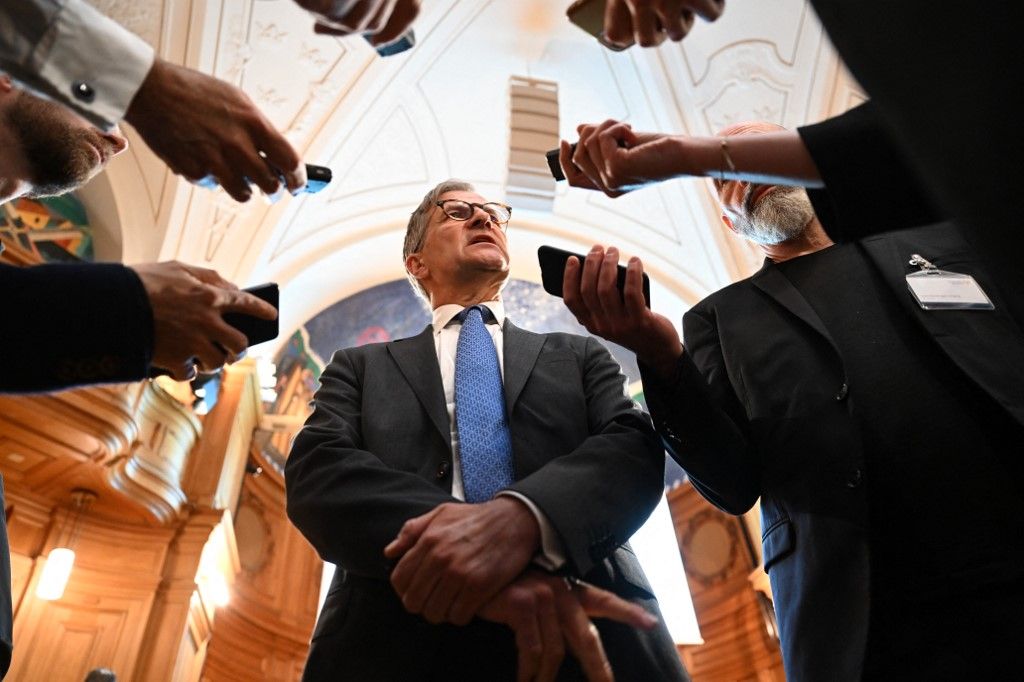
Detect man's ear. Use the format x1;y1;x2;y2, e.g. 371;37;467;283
0;74;12;92
721;214;737;233
405;253;427;280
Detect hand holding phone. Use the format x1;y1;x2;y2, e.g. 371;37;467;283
542;245;684;372
195;163;332;200
223;283;280;346
567;0;722;50
538;245;650;308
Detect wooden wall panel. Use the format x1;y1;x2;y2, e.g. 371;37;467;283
668;483;786;682
201;452;320;682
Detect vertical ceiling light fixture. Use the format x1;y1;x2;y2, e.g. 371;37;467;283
506;76;560;212
36;489;96;601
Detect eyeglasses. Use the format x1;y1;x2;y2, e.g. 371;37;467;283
435;200;512;226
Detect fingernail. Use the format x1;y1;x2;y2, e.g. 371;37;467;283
629;256;639;265
606;248;618;259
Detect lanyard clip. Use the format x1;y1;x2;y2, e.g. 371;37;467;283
909;253;938;272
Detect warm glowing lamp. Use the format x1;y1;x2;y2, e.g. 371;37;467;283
36;489;96;601
36;547;76;601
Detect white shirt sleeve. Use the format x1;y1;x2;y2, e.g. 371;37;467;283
0;0;155;129
497;491;568;571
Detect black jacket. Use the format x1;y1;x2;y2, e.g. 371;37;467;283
642;223;1024;680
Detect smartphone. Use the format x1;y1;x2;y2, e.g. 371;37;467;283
303;164;333;194
223;282;279;346
367;29;416;57
538;245;651;308
567;0;630;50
545;144;576;182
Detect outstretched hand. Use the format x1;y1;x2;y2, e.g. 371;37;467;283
125;59;305;203
131;261;277;380
560;120;692;197
480;569;658;682
562;245;683;377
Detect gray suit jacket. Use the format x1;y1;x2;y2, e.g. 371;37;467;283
286;320;687;682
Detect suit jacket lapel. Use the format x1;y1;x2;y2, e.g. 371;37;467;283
861;228;1024;426
751;261;840;354
387;325;451;444
502;320;544;412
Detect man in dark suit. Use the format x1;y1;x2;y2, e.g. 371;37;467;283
560;123;1024;680
285;179;688;682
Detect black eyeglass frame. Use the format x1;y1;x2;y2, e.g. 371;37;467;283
435;200;513;226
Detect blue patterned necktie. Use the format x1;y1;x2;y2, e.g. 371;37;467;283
455;305;515;503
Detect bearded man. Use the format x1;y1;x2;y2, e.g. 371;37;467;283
559;121;1024;680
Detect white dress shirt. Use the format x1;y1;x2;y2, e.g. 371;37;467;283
0;0;154;128
432;300;565;569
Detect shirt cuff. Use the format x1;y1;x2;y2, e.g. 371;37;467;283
497;491;567;572
37;0;155;128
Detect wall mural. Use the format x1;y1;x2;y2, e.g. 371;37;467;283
0;195;93;262
266;278;684;484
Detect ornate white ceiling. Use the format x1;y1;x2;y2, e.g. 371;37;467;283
83;0;863;358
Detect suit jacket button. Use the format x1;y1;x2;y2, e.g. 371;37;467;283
835;382;849;401
845;468;862;488
436;460;450;479
71;81;96;103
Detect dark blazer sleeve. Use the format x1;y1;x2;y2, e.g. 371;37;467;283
639;306;760;515
285;348;459;579
1;478;12;677
505;336;665;577
798;101;945;242
0;262;152;392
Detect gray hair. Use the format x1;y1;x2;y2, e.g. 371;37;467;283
402;179;475;303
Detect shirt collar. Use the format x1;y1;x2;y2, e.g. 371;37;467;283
432;299;506;334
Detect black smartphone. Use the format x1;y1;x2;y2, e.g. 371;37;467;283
223;283;279;346
538;245;651;308
545;145;572;182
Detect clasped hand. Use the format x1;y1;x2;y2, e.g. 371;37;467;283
384;498;657;682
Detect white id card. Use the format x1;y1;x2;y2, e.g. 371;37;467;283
906;270;994;310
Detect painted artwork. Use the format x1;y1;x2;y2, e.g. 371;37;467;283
0;195;93;262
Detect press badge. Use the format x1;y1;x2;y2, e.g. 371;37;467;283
905;254;994;310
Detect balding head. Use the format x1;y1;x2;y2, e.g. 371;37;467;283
713;120;815;246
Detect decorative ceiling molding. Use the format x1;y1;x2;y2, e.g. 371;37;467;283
86;1;858;342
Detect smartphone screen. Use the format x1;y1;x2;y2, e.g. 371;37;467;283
537;245;651;308
223;283;280;346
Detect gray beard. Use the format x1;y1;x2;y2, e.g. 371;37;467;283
732;186;815;246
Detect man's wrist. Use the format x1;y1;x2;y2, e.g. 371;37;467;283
490;495;541;552
637;344;684;382
633;324;684;379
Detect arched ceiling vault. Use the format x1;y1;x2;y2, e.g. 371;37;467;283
88;0;864;358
